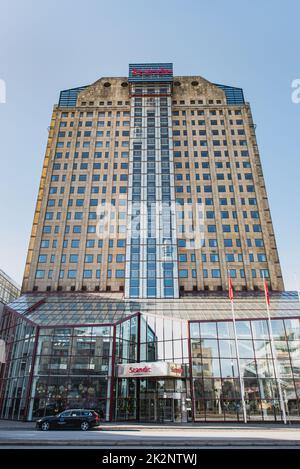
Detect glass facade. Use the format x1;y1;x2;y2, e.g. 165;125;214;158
190;318;300;421
125;82;179;299
1;294;300;423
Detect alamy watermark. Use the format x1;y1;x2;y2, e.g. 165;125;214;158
0;79;6;103
291;79;300;103
95;200;206;252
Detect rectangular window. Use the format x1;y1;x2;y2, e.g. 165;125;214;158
83;270;92;278
179;269;188;278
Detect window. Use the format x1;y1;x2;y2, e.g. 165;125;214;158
208;239;218;247
210;254;219;262
212;269;221;278
177;239;186;247
86;240;95;248
85;254;94;263
68;270;77;279
116;254;125;263
257;253;267;262
255;239;264;247
116;269;125;278
69;254;78;263
83;270;92;278
179;269;188;278
260;269;269;278
225;253;235;262
35;270;45;279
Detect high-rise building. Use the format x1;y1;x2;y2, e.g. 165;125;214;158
0;269;20;317
1;64;299;424
22;63;284;297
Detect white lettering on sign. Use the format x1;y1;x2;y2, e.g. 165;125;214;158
117;362;183;378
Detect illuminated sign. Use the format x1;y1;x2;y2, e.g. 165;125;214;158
117;361;183;378
129;63;173;82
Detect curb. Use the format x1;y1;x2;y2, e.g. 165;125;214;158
1;439;300;447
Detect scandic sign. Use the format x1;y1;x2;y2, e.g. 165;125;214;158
117;362;184;378
128;63;173;82
131;68;172;76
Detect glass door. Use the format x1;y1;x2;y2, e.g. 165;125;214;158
158;398;173;422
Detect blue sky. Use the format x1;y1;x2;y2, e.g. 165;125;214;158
0;0;299;289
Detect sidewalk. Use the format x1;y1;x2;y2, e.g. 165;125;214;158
1;419;300;447
1;419;300;431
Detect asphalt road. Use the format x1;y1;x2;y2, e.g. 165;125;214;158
0;423;300;447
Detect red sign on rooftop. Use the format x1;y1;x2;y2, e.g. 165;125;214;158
129;63;173;82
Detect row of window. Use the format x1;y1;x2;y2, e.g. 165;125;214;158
175;173;253;181
35;269;125;279
49;186;127;195
172;108;242;115
173;129;245;136
178;253;267;263
37;252;267;264
179;268;269;279
60;111;130;118
175;184;256;193
40;239;125;249
58;128;130;139
174;152;249;165
173;139;248;146
178;238;264;248
34;268;269;281
54;152;129;161
38;254;126;263
56;140;129;148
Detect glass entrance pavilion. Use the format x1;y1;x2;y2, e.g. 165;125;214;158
1;292;300;422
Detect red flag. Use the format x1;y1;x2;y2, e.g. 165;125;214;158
264;279;270;306
228;273;233;302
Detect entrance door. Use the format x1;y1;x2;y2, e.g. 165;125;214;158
158;398;174;422
140;398;156;421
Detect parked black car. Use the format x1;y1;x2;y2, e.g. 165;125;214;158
36;409;100;431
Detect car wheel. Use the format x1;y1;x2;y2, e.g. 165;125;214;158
80;421;89;431
41;421;50;431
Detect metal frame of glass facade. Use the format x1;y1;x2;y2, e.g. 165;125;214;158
1;293;300;423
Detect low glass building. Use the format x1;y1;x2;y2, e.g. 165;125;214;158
0;291;300;423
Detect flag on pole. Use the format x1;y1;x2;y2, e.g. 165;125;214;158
264;278;270;306
228;272;234;302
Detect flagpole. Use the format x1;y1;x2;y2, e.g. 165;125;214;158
228;273;247;423
262;272;287;424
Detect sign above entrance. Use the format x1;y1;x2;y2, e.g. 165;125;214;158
117;361;183;378
128;63;173;83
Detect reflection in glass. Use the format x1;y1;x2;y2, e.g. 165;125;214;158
238;340;255;359
217;321;234;339
270;320;285;339
218;340;236;358
251;320;269;340
236;321;251;339
200;322;217;338
220;359;238;378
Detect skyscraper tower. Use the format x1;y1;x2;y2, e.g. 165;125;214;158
22;63;284;297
